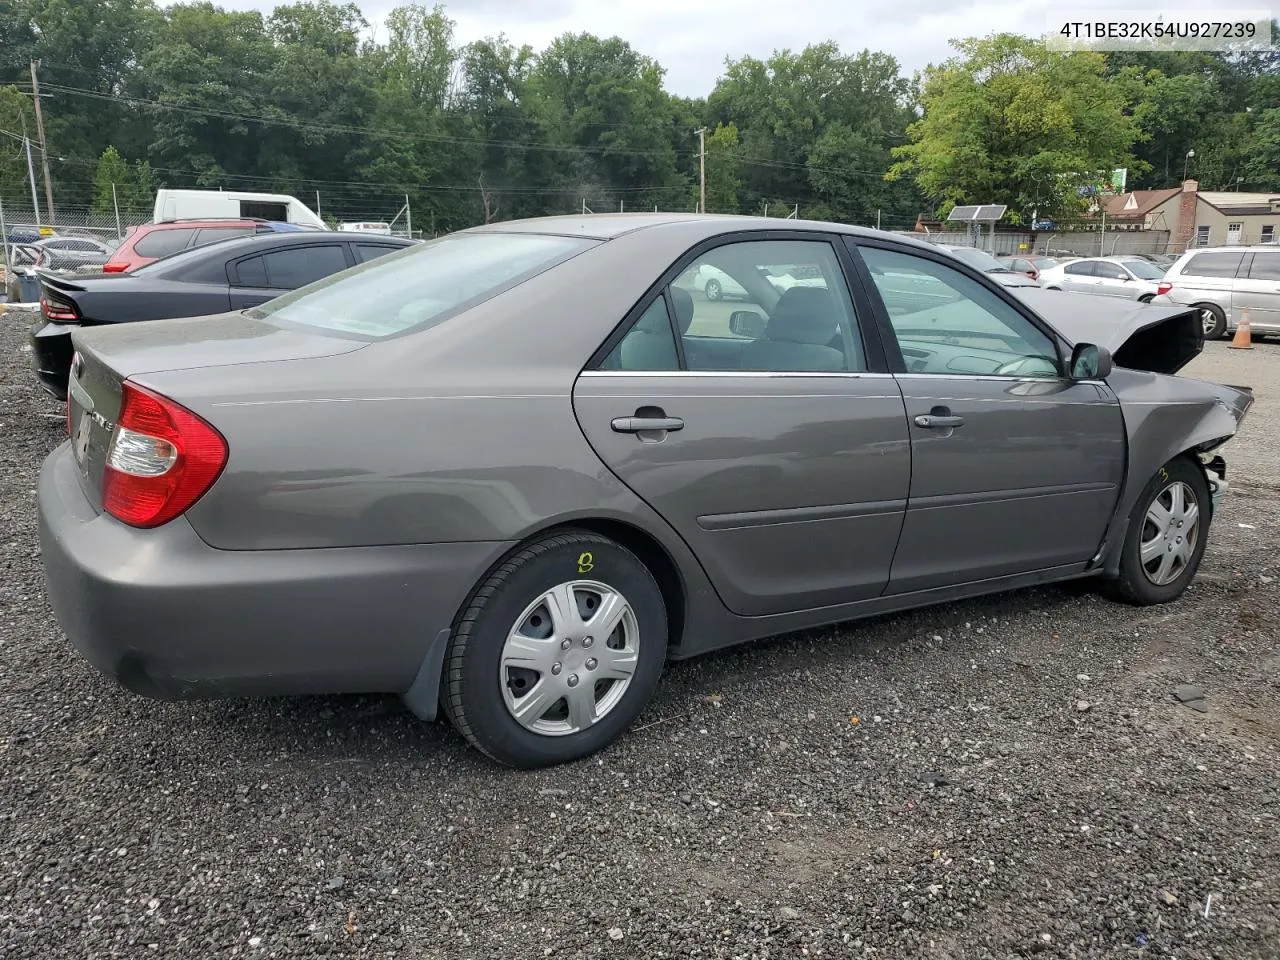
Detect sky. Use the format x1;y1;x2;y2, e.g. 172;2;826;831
214;0;1238;98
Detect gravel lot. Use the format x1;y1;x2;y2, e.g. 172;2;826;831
1;311;1277;959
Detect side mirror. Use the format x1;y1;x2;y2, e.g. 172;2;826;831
1070;342;1112;380
729;310;767;339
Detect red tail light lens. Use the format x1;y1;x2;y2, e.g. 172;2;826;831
102;381;228;528
102;262;128;273
40;294;79;322
1157;282;1172;296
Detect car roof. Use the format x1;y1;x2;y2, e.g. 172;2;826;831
465;212;941;249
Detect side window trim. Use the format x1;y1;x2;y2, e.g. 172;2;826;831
585;230;889;375
843;236;1070;376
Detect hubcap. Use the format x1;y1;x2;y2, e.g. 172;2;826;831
1139;480;1201;586
1200;308;1219;334
499;580;639;737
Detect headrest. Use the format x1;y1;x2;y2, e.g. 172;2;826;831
634;301;672;335
765;287;838;345
670;286;694;333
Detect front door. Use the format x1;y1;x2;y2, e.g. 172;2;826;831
849;241;1126;594
573;236;912;617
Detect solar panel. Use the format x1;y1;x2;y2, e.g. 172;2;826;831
947;205;980;221
976;204;1007;221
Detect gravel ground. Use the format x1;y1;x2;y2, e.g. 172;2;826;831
1;312;1277;959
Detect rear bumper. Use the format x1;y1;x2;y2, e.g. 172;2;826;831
28;319;73;400
38;442;506;703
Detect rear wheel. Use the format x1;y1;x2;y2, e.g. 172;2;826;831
1111;457;1210;606
442;531;667;768
704;278;722;301
1197;303;1227;339
1138;294;1154;304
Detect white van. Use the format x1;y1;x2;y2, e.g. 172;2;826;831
153;189;326;230
338;221;393;235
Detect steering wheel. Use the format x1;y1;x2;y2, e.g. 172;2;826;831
993;355;1054;377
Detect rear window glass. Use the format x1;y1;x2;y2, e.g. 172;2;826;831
134;228;196;258
193;226;254;247
248;232;597;339
1182;252;1244;278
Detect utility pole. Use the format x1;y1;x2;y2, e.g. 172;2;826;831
404;193;411;238
111;182;121;238
696;127;707;214
23;132;41;227
29;60;55;225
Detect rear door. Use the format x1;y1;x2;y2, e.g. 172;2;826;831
1059;260;1099;293
846;239;1126;594
1233;250;1280;332
227;243;354;310
573;234;912;617
1172;250;1244;330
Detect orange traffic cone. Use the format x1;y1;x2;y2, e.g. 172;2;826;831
1229;306;1254;350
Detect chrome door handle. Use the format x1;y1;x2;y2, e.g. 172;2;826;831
914;414;964;429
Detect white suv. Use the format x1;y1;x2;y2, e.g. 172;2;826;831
1151;245;1279;339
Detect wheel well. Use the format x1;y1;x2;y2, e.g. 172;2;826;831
1139;293;1153;303
564;518;687;654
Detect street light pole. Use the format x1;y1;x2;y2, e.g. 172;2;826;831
1184;148;1195;182
696;127;707;214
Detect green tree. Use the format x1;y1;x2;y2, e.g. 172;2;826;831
91;145;131;215
709;43;919;224
889;34;1140;224
0;85;37;210
700;122;741;213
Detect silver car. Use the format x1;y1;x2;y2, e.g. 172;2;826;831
38;214;1253;769
1038;256;1170;301
1152;245;1280;340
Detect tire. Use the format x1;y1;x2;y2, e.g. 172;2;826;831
1111;457;1211;606
704;278;722;301
1138;294;1154;304
1197;303;1227;340
442;530;667;768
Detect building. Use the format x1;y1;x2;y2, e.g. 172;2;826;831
1102;180;1280;252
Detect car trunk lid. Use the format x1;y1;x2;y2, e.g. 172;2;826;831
66;311;367;511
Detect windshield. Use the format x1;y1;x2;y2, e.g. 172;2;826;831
248;231;597;339
945;247;1010;273
1118;258;1167;280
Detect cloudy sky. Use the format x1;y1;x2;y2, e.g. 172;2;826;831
218;0;1234;97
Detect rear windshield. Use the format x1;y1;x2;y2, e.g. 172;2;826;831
247;231;597;339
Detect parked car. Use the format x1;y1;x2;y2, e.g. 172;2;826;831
102;218;309;273
689;262;826;300
1151;245;1280;339
930;244;1039;286
30;230;413;399
1129;252;1178;270
27;235;117;271
1037;256;1171;302
37;214;1253;769
997;254;1060;281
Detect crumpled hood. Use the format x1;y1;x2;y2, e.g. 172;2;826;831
1011;288;1203;375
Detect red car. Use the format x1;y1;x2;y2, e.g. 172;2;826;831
102;218;306;273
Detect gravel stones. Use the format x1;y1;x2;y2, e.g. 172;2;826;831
0;323;1278;957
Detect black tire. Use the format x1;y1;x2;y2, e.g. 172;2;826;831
704;278;722;301
1197;303;1227;340
1138;294;1154;304
1110;456;1211;606
442;530;667;768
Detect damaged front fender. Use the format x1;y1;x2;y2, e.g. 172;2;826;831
1096;369;1254;576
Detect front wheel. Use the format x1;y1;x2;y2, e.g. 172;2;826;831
1111;457;1210;605
704;278;722;301
442;530;667;768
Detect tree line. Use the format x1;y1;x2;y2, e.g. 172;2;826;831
0;1;1276;233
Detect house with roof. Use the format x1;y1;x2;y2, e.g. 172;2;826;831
1099;180;1280;252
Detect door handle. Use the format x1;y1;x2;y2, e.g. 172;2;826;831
914;414;964;429
611;416;684;433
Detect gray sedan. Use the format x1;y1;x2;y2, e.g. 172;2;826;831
38;215;1253;768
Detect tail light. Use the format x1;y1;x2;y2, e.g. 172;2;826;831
102;262;128;273
40;293;79;322
1157;282;1172;296
102;381;228;529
